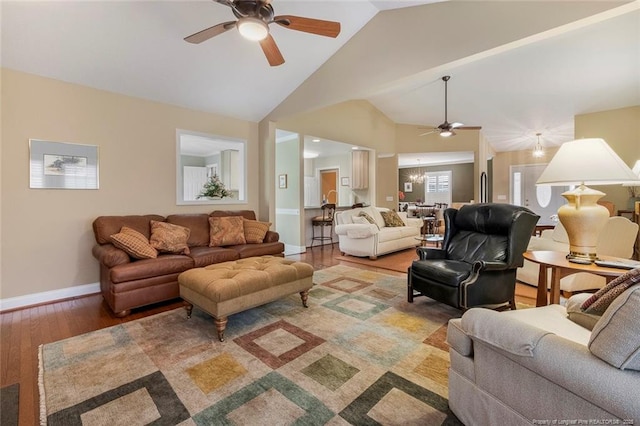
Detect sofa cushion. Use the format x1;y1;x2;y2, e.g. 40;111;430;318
187;246;240;268
229;242;285;259
565;293;601;331
209;216;246;246
581;268;640;315
110;254;194;283
243;219;271;244
351;216;370;225
380;210;405;227
166;214;210;247
358;211;379;229
149;220;191;255
110;226;158;260
589;284;640;371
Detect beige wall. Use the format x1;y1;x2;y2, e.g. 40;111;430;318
492;147;560;203
1;69;259;299
575;106;640;212
273;100;397;207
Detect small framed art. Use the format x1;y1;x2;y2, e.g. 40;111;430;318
404;182;413;193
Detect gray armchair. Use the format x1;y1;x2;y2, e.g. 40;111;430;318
408;203;539;310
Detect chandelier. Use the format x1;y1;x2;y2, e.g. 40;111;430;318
408;160;426;184
532;133;545;158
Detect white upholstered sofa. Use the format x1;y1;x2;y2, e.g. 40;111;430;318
517;216;639;293
334;206;422;259
447;283;640;425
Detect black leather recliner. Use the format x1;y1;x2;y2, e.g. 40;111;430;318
408;203;539;310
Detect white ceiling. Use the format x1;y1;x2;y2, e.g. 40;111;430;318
2;1;638;154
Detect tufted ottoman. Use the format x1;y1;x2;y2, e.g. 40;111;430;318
178;256;314;341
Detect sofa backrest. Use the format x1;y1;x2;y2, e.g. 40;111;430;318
210;210;256;220
93;215;165;245
166;214;210;247
336;206;385;228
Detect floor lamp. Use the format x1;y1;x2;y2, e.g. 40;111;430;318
536;138;639;262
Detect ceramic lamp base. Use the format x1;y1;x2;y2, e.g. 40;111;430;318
558;185;609;261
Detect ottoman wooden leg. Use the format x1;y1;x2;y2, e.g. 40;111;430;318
184;301;193;319
214;317;228;342
300;290;309;308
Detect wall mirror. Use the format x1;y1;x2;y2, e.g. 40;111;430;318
176;129;246;205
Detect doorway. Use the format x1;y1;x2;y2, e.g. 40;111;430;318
320;169;338;204
511;164;567;225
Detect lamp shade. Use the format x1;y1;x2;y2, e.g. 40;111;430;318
622;160;640;187
536;138;638;186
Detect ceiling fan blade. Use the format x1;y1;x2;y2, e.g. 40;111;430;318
184;21;236;44
274;15;341;38
450;122;464;129
457;126;482;130
419;129;438;136
259;34;285;66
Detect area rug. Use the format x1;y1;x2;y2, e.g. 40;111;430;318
39;265;463;425
335;248;418;273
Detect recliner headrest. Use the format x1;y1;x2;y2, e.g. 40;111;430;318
454;204;533;235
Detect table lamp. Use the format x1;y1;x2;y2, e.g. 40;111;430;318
536;138;638;262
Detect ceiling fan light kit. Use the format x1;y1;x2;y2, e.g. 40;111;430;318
420;75;481;138
237;17;269;41
184;0;341;66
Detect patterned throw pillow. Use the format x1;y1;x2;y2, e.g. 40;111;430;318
209;216;247;246
380;210;405;227
110;226;157;259
581;267;640;315
358;211;379;229
243;219;271;244
149;220;191;255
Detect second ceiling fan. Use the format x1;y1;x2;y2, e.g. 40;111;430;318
420;76;481;137
184;0;341;66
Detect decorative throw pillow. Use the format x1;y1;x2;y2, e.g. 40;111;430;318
358;211;379;229
588;284;640;371
110;226;157;259
149;220;191;255
380;210;405;227
209;216;246;246
565;293;601;331
243;219;271;244
581;267;640;315
351;216;370;225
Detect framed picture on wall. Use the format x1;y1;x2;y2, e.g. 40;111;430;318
404;182;413;192
29;139;99;189
341;177;350;186
279;174;287;189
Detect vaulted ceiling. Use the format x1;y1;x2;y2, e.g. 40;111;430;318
2;1;638;153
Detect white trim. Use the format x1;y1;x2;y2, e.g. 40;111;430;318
276;208;300;215
0;282;100;312
284;244;306;255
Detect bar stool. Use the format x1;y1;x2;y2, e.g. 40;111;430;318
311;203;336;248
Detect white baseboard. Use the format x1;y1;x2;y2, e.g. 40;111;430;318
284;244;306;256
0;282;101;312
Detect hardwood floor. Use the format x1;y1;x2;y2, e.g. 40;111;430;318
0;244;537;425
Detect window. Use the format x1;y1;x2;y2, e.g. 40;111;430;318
425;171;452;205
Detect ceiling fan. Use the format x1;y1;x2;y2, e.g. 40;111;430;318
420;76;481;137
184;0;341;67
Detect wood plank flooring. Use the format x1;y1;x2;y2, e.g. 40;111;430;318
0;244;537;425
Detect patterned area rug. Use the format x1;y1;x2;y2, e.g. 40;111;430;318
39;265;463;425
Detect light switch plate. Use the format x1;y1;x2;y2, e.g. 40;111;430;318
386;196;393;201
497;195;507;201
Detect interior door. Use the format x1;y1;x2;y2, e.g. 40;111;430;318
511;164;566;225
321;169;338;204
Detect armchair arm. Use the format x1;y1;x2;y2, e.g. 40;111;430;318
416;247;447;260
92;244;130;268
472;260;510;272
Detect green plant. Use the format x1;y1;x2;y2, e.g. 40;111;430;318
197;174;231;199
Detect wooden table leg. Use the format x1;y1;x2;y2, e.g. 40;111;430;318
550;267;561;305
536;264;549;307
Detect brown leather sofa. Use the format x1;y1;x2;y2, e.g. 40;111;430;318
92;210;284;317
